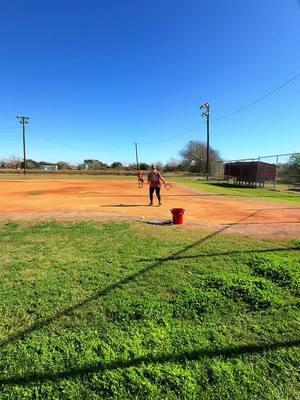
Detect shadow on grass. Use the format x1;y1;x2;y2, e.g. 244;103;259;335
208;182;259;189
0;209;273;350
138;246;300;263
0;339;299;386
0;210;265;349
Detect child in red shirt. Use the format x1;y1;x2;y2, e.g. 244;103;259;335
137;171;144;188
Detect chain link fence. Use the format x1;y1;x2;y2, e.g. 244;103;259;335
211;152;300;191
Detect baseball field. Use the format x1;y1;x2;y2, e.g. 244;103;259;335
0;176;299;399
0;176;300;237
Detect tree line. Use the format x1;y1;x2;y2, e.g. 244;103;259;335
0;141;222;172
1;142;299;180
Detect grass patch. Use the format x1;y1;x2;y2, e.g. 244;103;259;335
0;221;299;399
248;255;300;295
178;178;300;205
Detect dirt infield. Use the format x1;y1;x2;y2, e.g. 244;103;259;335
0;179;299;238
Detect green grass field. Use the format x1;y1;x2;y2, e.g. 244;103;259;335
178;178;300;206
0;221;299;399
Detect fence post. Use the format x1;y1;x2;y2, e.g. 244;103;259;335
240;160;244;185
257;156;261;187
274;155;279;190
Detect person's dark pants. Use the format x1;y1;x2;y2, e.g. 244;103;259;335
149;187;161;203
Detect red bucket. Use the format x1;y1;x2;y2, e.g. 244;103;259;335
170;208;185;224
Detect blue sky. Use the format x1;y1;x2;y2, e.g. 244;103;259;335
0;0;299;165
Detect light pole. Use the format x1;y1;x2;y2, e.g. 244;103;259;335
16;115;29;175
200;103;210;180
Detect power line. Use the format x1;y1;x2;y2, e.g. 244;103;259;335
140;126;200;146
0;126;19;130
213;72;300;121
138;72;300;145
24;129;133;154
1;73;299;156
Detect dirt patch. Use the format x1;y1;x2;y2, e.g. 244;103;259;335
0;179;299;238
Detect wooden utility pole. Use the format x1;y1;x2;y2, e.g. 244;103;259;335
200;103;210;180
135;142;139;170
16;115;30;175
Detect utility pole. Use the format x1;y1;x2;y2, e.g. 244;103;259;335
200;103;210;180
16;115;30;175
135;142;139;170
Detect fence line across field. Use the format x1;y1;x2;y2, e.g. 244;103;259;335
211;152;300;190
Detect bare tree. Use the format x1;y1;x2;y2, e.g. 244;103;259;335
180;141;221;173
57;161;71;170
7;155;22;169
164;158;181;172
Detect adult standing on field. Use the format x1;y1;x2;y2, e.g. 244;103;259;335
147;164;166;206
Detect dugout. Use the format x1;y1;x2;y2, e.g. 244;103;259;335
224;161;277;187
